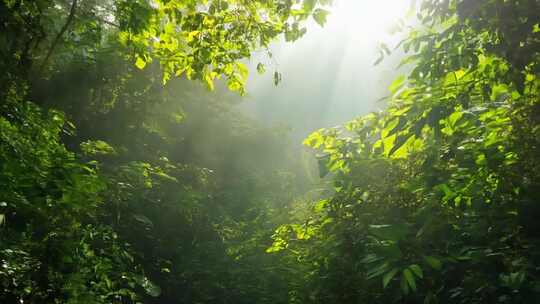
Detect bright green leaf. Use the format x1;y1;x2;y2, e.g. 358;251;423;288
403;269;417;291
135;56;146;70
389;75;405;95
409;264;423;279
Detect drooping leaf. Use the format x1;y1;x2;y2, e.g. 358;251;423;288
256;63;266;74
389;75;405;95
274;71;282;86
135;56;146;69
383;268;400;288
374;53;384;66
409;264;423;279
366;262;391;279
313;8;330;26
403;269;417;291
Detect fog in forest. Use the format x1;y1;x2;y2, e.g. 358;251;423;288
242;0;411;141
3;0;539;303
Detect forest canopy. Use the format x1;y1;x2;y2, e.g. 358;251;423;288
1;0;539;303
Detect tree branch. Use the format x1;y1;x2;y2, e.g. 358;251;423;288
39;0;78;72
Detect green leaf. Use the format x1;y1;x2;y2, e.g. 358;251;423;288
400;273;410;294
448;111;463;128
266;239;287;253
389;133;415;158
317;154;330;178
274;71;282;86
313;9;330;26
409;264;423;278
314;199;329;213
360;254;383;264
133;214;154;228
302;0;316;12
303;131;324;148
135;56;146;69
381;134;397;157
374;54;384;66
236;62;249;80
424;256;442;270
377;243;403;260
490;83;509;100
80;140;116;156
382;117;400;138
228;78;243;92
256;63;266;74
383;268;400;288
389;75;405;95
403;269;417;291
366;262;390;279
475;153;487;166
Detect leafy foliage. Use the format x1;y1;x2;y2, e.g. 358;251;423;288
1;0;319;302
2;0;540;303
269;0;540;303
0;98;142;303
116;0;332;93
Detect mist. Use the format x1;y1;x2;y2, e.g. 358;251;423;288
242;0;411;141
3;0;539;303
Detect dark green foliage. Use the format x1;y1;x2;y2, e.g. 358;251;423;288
1;0;321;302
0;97;141;303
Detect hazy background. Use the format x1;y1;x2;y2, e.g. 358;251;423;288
240;0;413;142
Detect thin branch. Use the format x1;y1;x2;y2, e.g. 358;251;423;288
39;0;78;71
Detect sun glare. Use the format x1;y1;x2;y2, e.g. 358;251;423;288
327;0;412;44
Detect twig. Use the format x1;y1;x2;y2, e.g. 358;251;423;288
39;0;78;71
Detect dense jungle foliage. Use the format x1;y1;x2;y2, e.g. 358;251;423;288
1;0;539;303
